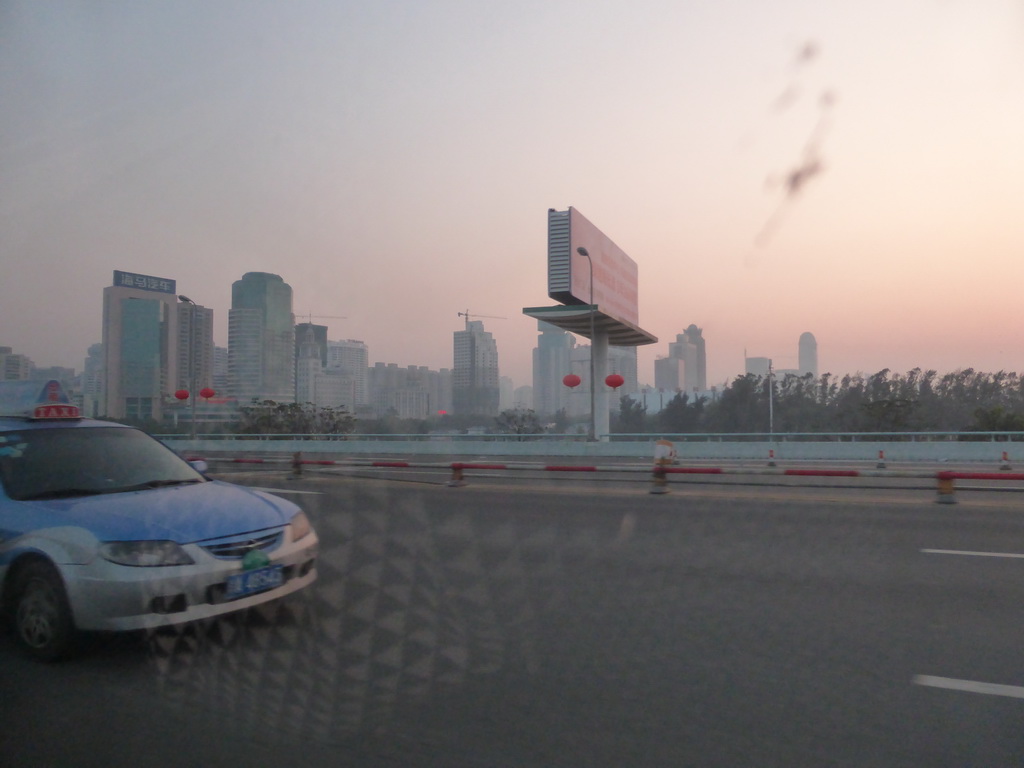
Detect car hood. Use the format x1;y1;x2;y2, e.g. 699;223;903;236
22;480;301;543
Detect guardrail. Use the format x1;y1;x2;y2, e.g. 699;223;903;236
159;431;1024;442
189;452;1024;504
161;434;1024;462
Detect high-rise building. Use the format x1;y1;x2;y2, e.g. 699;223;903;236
81;343;104;416
532;321;576;418
294;323;328;369
212;346;229;395
513;385;533;410
0;346;33;381
499;376;515;411
799;332;818;378
295;325;323;406
293;324;357;411
369;363;451;419
745;356;772;377
453;320;499;416
327;339;370;407
665;325;707;393
228;272;295;404
683;324;707;391
101;271;180;420
654;356;686;393
176;302;214;394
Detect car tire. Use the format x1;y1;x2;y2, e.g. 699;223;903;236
13;560;77;661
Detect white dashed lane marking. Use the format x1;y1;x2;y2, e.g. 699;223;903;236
914;676;1024;700
921;549;1024;559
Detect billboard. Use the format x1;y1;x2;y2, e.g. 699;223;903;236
112;270;176;294
547;208;639;327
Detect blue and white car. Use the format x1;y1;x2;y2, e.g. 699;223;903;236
0;380;318;660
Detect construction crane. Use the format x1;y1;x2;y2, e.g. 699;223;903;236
457;310;507;330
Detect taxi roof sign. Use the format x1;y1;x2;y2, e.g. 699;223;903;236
0;380;81;420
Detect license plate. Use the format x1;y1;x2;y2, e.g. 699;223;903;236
225;564;284;600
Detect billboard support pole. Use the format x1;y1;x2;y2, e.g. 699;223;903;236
577;247;596;441
594;328;610;441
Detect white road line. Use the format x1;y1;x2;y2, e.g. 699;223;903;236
914;675;1024;699
921;549;1024;559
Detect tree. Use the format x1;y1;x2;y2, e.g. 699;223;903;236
494;408;544;436
614;396;649;434
969;406;1024;434
658;392;706;434
236;399;355;436
552;408;571;433
704;374;766;432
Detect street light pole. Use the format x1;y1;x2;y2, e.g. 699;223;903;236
576;247;596;441
178;295;198;441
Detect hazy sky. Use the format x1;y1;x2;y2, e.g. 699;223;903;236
3;0;1023;390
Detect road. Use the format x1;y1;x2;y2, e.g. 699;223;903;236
2;470;1023;767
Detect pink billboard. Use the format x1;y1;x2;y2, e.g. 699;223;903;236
547;208;639;328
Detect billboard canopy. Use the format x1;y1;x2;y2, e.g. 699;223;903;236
522;305;657;347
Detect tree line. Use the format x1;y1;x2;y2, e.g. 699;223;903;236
143;368;1024;437
614;368;1024;435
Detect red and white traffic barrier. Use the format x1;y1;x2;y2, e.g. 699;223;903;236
185;453;1024;504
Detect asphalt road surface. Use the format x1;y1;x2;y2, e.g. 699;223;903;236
3;469;1024;767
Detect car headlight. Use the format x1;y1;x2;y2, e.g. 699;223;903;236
100;540;194;567
290;511;313;542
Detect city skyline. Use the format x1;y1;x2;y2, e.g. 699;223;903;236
0;262;1014;394
4;1;1023;387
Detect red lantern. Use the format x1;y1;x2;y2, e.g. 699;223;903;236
605;374;625;390
174;389;189;401
199;387;216;400
563;374;581;388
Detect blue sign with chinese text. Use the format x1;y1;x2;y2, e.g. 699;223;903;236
112;270;176;294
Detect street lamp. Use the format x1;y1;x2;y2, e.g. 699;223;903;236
178;295;198;440
576;246;596;441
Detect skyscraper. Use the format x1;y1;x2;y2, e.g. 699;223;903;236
176;302;214;394
799;332;818;378
683;324;707;391
660;325;707;394
532;321;576;418
102;270;179;420
228;272;295;404
327;339;370;408
0;346;33;381
370;363;450;419
295;324;324;406
745;356;772;377
82;343;104;417
453;320;499;416
294;322;328;369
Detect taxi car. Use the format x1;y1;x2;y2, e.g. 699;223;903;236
0;380;318;660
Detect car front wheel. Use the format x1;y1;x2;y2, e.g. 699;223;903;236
13;560;76;661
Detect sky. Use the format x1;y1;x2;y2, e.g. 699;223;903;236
2;0;1023;391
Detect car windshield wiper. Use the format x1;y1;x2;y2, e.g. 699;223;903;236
19;488;109;501
115;478;206;492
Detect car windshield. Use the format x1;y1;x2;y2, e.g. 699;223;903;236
0;426;205;501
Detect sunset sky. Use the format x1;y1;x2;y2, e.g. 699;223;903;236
2;0;1023;390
